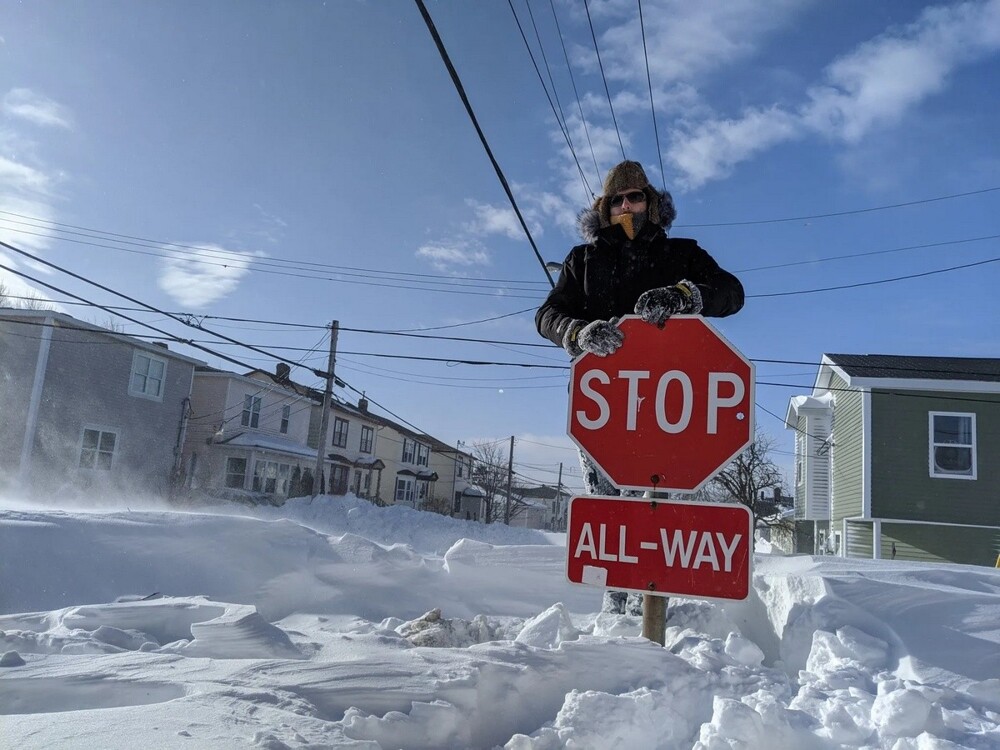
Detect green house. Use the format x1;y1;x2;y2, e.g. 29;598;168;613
786;354;1000;566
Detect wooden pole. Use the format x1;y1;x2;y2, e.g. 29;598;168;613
311;321;338;499
642;488;670;645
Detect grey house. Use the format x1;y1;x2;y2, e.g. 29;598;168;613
786;354;1000;566
0;310;202;497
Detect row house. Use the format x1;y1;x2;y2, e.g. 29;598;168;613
182;364;316;499
0;310;200;497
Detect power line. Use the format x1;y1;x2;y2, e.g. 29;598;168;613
748;255;1000;298
413;0;555;288
0;209;550;287
507;0;593;199
676;186;1000;228
549;0;602;186
583;0;625;161
734;234;1000;274
637;0;665;189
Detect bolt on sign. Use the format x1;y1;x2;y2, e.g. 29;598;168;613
568;315;754;493
566;495;753;600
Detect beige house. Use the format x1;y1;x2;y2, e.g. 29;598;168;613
183;365;316;500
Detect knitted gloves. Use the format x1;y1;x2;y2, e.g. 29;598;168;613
633;280;703;328
562;318;624;358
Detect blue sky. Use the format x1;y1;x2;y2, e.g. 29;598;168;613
2;0;998;491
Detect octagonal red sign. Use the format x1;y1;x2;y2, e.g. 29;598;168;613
568;315;754;493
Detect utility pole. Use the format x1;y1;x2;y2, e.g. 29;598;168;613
503;435;514;524
312;320;339;499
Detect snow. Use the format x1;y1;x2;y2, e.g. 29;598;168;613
1;493;999;749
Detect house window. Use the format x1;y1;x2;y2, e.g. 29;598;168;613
79;428;118;470
332;417;349;448
242;394;261;428
929;412;976;479
416;443;429;467
395;476;415;504
456;457;465;478
360;426;374;454
253;460;291;495
330;465;350;494
225;457;247;488
833;531;843;556
129;351;166;400
401;438;415;464
280;405;290;434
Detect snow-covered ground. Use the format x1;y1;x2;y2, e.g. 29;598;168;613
1;494;998;749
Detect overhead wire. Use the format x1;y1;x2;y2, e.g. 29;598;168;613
548;0;601;184
507;0;593;198
583;0;625;160
636;0;666;189
413;0;555;288
676;186;1000;228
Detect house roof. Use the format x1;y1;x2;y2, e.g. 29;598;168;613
218;431;318;459
825;354;1000;382
2;309;206;366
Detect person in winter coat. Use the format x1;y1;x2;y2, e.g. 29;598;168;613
535;159;745;615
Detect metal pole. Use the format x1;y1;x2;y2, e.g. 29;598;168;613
556;462;563;530
642;488;670;645
504;435;514;524
312;321;339;498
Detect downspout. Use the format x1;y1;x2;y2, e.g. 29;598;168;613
170;396;191;495
18;315;54;489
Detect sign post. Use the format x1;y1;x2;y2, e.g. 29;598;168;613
565;316;755;642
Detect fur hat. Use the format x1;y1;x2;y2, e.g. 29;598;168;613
591;160;676;232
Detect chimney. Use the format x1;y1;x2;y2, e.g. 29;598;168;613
275;362;291;382
358;394;369;413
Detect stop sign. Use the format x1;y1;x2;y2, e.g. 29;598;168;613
568;315;754;492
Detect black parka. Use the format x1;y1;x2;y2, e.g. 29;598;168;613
536;217;744;348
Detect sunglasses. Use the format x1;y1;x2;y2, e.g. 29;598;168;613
609;190;647;207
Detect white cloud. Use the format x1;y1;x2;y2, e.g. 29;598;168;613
3;88;72;129
157;245;262;308
802;0;1000;142
464;200;525;240
666;0;1000;188
587;0;814;86
667;107;800;189
415;241;491;273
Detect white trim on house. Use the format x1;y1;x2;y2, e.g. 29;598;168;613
872;519;882;559
19;315;54;483
847;377;1000;393
129;349;168;402
844;515;1000;531
928;411;977;481
862;388;872;518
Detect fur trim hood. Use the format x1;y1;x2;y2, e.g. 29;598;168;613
576;188;676;243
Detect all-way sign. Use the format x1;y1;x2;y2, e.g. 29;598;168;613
566;495;753;601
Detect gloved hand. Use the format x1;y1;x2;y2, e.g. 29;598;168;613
576;318;625;357
634;280;703;328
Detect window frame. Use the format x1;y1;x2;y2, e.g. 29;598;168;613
79;425;119;471
401;437;415;464
241;394;262;428
360;425;374;454
928;411;977;480
129;350;167;401
252;459;292;495
280;404;291;435
332;417;350;448
225;456;247;489
416;443;429;467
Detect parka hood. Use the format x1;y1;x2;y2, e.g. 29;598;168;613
576;188;676;243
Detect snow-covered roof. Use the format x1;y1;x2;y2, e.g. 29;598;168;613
219;432;318;459
784;392;835;427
